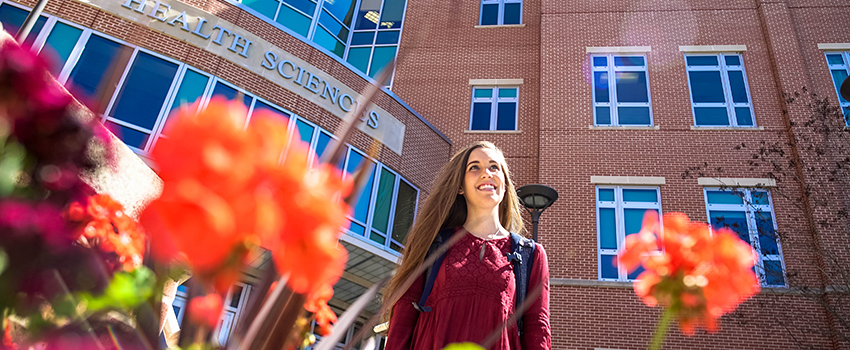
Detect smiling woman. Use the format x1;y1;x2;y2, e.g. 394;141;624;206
382;141;552;350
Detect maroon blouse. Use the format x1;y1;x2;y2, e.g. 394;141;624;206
386;228;551;350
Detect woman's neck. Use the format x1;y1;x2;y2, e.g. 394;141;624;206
463;206;506;239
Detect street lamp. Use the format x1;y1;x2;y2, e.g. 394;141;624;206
516;184;559;241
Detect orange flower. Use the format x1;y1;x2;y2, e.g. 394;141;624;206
188;294;223;328
618;211;760;334
304;283;337;335
144;98;351;296
65;194;145;272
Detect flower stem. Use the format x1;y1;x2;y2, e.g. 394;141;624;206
649;307;674;350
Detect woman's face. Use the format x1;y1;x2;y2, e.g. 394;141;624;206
461;147;507;210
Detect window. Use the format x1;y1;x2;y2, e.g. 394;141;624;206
345;0;405;85
592;54;653;126
172;282;251;346
479;0;522;26
704;188;785;286
469;87;518;131
0;2;47;46
596;186;661;281
685;53;755;127
825;51;850;122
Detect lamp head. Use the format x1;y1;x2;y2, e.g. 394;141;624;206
516;184;559;210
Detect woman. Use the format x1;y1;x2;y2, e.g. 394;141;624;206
383;141;551;350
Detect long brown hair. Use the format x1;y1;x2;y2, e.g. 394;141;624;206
382;141;525;319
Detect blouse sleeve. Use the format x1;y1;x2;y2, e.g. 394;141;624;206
522;243;551;350
385;270;425;350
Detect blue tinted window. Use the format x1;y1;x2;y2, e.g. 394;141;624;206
350;31;374;45
169;69;209;114
375;30;400;45
624;208;650;235
67;35;129;111
368;46;396;77
282;0;315;16
831;70;849;104
755;212;778;255
614;56;644;66
763;260;784;286
686;55;718;66
706;190;744;204
106;121;148;149
211;82;251;109
592;56;607;67
623;189;657;202
243;0;278;19
615;71;648;103
628;265;644;280
0;4;46;46
595;107;610;125
41;22;83;76
598;188;614;201
689;71;726;103
593;72;609;102
618;107;651;125
315;131;333;160
599;208;616;250
474;88;493;98
752;191;769;205
323;0;356;26
724;55;741;66
354;0;381;29
600;255;618;279
348;156;374;223
378;0;405;29
276;5;311;37
499;88;517;98
503;2;520;24
694;107;729;126
346;47;371;72
735;107;753;126
496;102;516;130
480;3;498;25
470;102;491;130
826;54;845;65
110;52;179;131
709;210;749;243
349;221;366;236
727;71;748;103
295;119;314;144
318;10;349;41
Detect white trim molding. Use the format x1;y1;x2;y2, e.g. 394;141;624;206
679;45;747;52
464;130;522;134
586;46;651;53
474;24;526;28
691;126;764;131
469;78;524;85
698;177;777;187
818;43;850;50
590;176;666;185
589;125;660;130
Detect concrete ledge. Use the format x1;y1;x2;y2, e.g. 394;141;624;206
698;177;777;187
468;79;524;86
474;24;526;28
586;46;651;53
464;130;522;134
589;125;659;130
591;176;666;185
679;45;747;52
550;278;632;288
818;43;850;50
691;126;764;131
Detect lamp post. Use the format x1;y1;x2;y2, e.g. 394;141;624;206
516;184;559;242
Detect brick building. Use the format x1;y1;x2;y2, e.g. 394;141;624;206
2;0;849;348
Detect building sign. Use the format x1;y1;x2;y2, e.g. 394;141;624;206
79;0;405;154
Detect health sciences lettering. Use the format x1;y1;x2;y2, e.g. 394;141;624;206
262;51;379;129
121;0;252;58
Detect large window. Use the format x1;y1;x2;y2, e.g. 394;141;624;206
346;0;404;82
825;51;850;123
596;186;661;281
172;282;251;346
591;54;652;126
685;53;755;127
479;0;521;26
0;2;46;46
704;188;785;286
469;86;518;131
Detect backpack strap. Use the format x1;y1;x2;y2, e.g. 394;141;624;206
413;228;454;312
507;232;536;337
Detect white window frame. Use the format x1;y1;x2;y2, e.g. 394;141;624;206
468;86;519;131
596;186;662;282
591;54;653;126
703;188;786;287
171;282;251;346
685;53;756;127
478;0;523;25
824;51;850;124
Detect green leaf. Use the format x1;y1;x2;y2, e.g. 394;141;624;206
441;343;485;350
0;136;26;197
0;249;7;276
79;267;155;312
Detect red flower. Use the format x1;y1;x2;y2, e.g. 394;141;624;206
304;283;337;335
65;194;145;272
188;294;223;328
618;211;760;334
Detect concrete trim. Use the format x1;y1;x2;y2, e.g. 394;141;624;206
589;125;660;130
818;43;850;50
679;45;747;52
691;126;764;131
698;177;777;187
468;79;524;86
474;24;526;28
590;176;666;185
586;46;651;53
464;130;522;134
550;278;633;288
